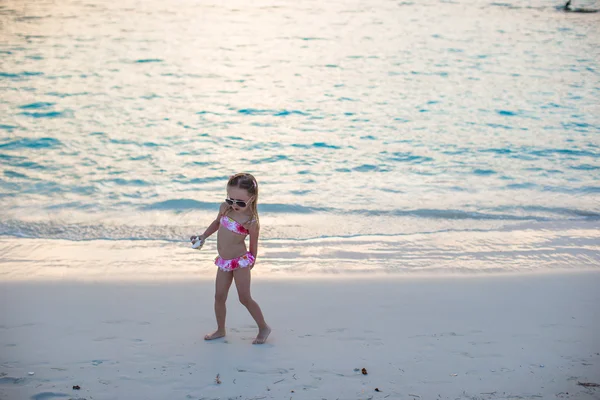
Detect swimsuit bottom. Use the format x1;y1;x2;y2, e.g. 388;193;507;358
215;251;255;272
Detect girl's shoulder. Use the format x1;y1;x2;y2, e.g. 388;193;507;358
243;216;260;230
218;202;230;216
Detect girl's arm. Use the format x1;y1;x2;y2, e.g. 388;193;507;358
191;203;227;241
248;222;260;261
199;219;219;241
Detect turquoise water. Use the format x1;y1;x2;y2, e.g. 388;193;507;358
1;0;599;275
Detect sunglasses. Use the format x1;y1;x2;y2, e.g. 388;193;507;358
225;198;248;208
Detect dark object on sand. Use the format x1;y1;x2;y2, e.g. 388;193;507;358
375;388;381;392
578;381;600;387
562;0;599;13
215;374;221;384
72;385;81;390
361;368;368;375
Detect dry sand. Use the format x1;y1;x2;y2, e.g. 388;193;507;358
1;272;599;399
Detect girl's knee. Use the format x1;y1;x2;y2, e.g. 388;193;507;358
215;293;228;303
238;295;252;306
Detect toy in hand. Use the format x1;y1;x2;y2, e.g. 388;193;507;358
190;235;204;250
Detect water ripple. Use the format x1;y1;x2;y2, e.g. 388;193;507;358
0;0;598;268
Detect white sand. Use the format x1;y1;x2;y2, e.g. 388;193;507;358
1;272;599;400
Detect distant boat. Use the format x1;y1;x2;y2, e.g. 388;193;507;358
562;0;599;13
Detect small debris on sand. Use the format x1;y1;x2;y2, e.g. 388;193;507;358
362;368;368;375
578;381;600;388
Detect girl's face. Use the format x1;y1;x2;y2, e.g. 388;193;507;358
226;186;253;212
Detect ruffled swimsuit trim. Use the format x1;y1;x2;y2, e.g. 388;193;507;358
220;215;249;235
215;252;255;272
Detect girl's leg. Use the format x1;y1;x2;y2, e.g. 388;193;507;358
233;267;271;344
205;268;234;340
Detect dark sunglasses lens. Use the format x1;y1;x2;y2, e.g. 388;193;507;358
225;199;233;205
237;201;247;208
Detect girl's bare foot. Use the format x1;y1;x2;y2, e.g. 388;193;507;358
204;330;226;340
252;325;271;345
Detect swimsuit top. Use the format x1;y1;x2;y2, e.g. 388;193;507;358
220;215;250;236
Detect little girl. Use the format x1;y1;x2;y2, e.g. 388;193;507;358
190;173;271;345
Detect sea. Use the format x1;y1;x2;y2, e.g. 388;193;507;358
1;0;599;279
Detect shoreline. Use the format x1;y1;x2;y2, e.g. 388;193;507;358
1;267;600;283
1;228;598;281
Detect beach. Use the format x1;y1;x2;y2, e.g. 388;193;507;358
2;0;600;398
1;271;599;400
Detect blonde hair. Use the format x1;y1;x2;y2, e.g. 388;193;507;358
228;173;259;226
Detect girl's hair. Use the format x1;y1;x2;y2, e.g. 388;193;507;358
228;173;259;226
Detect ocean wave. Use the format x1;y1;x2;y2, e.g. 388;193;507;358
1;205;598;242
0;137;62;150
135;200;600;220
0;219;521;242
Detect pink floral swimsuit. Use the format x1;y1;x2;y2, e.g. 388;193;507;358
215;215;255;272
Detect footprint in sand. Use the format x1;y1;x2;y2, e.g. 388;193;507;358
309;368;354;378
93;336;117;342
411;330;483;339
236;367;289;375
455;351;502;359
0;323;36;330
468;340;496;345
0;377;26;385
30;392;70;400
102;319;129;325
